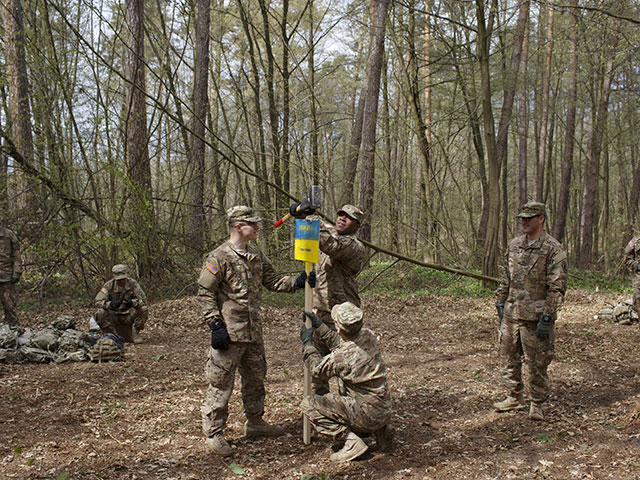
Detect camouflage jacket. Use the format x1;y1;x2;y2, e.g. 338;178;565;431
312;221;368;317
302;324;391;421
197;241;298;343
623;235;640;274
95;278;147;311
495;232;568;321
0;226;22;283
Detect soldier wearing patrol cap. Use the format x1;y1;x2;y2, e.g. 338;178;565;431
94;264;148;343
289;203;369;395
0;223;22;325
198;205;315;456
494;202;568;421
299;302;392;462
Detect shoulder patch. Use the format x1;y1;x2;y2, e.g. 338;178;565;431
205;263;219;275
100;287;108;295
629;240;634;248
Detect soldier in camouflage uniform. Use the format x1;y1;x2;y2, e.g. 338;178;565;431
494;202;567;421
0;224;23;326
290;202;368;395
199;205;314;456
299;302;392;462
623;234;640;319
94;264;148;343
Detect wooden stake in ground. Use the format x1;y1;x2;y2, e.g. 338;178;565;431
294;218;320;445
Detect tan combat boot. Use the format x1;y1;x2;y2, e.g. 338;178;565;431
493;394;526;412
329;431;368;462
206;433;233;456
529;402;544;421
374;425;394;452
132;326;143;344
244;417;285;437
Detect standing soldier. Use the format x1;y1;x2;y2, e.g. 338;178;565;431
623;233;640;319
494;202;568;421
299;303;392;462
289;202;369;395
94;264;148;343
0;224;22;325
199;206;315;456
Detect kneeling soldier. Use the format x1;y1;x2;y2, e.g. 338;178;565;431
299;302;393;462
94;264;148;343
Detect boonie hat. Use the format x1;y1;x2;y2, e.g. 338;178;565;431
112;264;129;280
337;204;364;224
331;302;363;334
516;202;546;218
227;205;262;223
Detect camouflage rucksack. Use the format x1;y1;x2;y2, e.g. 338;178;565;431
0;348;25;364
51;315;76;331
58;329;90;352
0;323;22;349
88;334;124;362
31;328;61;351
613;300;638;325
53;350;88;363
20;346;53;363
595;304;614;322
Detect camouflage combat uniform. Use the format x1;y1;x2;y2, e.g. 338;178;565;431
301;314;391;439
94;272;148;335
495;231;567;405
310;206;368;394
198;240;299;438
0;226;22;326
623;235;640;318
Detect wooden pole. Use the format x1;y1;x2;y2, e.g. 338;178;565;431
303;261;313;444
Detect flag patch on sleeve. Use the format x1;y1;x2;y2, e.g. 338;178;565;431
101;287;108;295
206;263;219;275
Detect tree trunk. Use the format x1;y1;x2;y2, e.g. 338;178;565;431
553;0;577;242
2;0;36;214
535;0;555;202
517;10;530;209
578;34;617;267
124;0;156;278
358;0;391;242
188;0;210;259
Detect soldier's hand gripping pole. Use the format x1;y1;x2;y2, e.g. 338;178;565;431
274;185;321;228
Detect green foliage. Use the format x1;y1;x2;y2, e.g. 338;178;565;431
536;433;553;443
568;269;632;294
57;472;70;480
359;261;494;298
27;457;35;466
229;463;245;474
13;446;22;454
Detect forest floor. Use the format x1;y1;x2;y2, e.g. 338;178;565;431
1;289;640;480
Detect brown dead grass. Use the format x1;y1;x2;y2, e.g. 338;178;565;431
1;289;640;479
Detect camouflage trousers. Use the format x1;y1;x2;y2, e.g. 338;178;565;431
311;310;335;396
0;281;18;325
499;316;554;404
202;342;267;437
95;306;148;333
632;275;640;319
301;393;389;439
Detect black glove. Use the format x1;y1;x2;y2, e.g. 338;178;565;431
10;273;21;284
109;299;122;310
209;318;230;350
495;300;505;324
536;314;553;340
289;198;316;218
308;271;316;288
300;323;314;344
295;271;308;289
303;311;323;329
636;262;640;273
123;300;134;309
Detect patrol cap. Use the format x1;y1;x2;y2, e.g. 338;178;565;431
331;302;363;334
337;204;364;224
112;264;129;280
516;202;546;218
227;205;262;223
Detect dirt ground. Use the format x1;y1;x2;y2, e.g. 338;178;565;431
1;289;640;480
